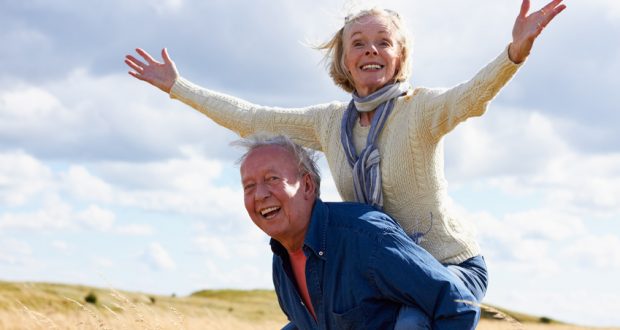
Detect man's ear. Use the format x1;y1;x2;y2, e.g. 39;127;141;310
302;173;316;199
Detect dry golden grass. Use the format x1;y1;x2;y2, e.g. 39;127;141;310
0;281;286;330
477;320;620;330
0;280;617;330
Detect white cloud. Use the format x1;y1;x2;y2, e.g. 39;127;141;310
92;257;115;269
0;83;81;150
193;236;232;259
537;153;620;216
0;189;117;233
99;158;247;221
95;147;224;190
0;151;54;207
589;0;620;19
199;258;272;290
474;211;561;276
317;156;343;202
1;148;248;235
501;209;586;241
115;224;154;236
0;69;241;162
0;195;74;231
51;240;70;252
447;107;620;220
446;107;569;180
62;166;114;203
147;0;184;14
188;224;273;289
140;242;176;271
0;85;62;118
477;205;620;325
76;205;116;231
0;238;32;265
487;288;620;327
0;27;53;61
564;234;620;271
192;230;267;261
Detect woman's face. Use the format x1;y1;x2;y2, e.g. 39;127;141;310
343;14;402;97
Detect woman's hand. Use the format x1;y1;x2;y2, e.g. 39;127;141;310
509;0;566;64
125;48;179;93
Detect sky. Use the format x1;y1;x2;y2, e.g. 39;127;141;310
1;0;619;327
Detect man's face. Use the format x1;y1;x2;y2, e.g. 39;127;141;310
240;145;315;246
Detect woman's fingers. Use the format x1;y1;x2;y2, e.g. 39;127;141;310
162;48;172;65
124;47;178;93
124;55;145;73
136;48;158;64
540;1;566;28
519;0;530;19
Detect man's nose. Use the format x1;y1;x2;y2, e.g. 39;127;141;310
254;182;270;200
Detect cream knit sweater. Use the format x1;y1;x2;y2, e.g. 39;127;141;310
170;47;521;264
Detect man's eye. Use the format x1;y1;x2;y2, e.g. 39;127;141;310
267;176;279;182
244;183;255;191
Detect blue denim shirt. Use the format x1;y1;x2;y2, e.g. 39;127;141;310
271;200;479;330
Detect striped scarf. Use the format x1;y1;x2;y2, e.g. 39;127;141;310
340;82;410;210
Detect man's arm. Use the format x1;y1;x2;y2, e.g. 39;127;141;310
370;228;480;330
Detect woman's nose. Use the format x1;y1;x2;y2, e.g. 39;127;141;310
365;45;378;56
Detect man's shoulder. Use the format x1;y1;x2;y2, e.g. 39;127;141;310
323;201;375;213
323;202;401;234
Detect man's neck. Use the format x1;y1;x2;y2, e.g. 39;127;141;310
276;200;316;254
280;236;305;254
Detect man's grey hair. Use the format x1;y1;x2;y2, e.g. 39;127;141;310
233;133;321;198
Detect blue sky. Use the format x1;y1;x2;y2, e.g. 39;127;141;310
1;0;619;327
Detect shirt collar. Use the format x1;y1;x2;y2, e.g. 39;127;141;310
269;199;328;260
303;199;328;260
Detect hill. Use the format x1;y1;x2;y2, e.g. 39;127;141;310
0;280;615;329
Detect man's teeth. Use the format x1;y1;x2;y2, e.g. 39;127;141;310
260;206;280;216
361;64;382;70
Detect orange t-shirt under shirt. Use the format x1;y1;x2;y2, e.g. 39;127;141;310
289;249;317;320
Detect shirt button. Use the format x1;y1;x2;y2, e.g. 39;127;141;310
318;251;324;256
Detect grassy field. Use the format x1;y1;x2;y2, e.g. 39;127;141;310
0;280;616;330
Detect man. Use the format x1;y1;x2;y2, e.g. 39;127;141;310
237;134;479;329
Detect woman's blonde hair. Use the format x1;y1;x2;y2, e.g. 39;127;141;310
316;8;412;94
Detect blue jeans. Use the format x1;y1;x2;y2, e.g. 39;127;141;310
394;255;488;329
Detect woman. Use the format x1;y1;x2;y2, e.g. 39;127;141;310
125;0;565;327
